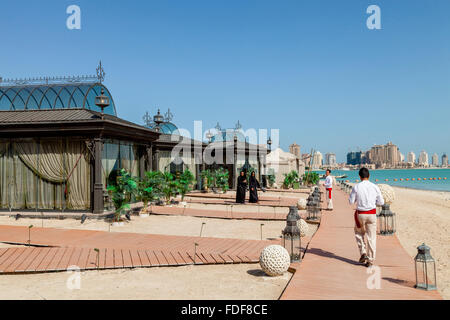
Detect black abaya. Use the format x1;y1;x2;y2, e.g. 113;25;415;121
236;175;247;203
249;175;261;203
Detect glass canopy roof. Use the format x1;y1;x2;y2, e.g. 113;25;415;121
0;83;116;116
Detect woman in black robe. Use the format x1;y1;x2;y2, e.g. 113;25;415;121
236;171;247;204
249;171;261;203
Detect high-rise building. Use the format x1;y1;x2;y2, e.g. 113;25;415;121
289;143;301;158
311;151;323;169
442;154;449;167
368;142;400;167
432;153;439;167
325;153;337;167
419;151;429;167
347;151;363;165
407;152;416;164
399;153;405;163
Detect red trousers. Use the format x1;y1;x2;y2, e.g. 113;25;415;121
326;188;332;199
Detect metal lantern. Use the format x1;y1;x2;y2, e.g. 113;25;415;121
267;137;272;152
377;204;396;235
206;131;214;143
95;88;110;119
307;205;320;221
282;206;301;262
306;194;319;221
414;243;437;291
153;109;164;132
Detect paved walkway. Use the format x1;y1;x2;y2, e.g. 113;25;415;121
183;196;298;208
147;205;289;221
0;226;279;274
281;187;441;300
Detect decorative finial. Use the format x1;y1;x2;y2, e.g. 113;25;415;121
215;122;222;132
96;60;106;83
165;108;174;122
235;120;242;131
143;111;152;127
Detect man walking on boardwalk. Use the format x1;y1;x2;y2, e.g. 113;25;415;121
349;168;384;267
324;169;333;210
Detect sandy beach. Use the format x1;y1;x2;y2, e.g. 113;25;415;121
391;187;450;299
0;199;316;300
0;263;291;300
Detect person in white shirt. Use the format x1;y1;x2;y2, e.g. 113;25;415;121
324;169;334;210
349;167;384;267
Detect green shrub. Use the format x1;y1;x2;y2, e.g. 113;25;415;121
215;167;230;192
302;172;320;186
283;170;299;189
107;169;138;222
200;168;230;192
161;172;180;204
178;169;195;201
137;171;164;208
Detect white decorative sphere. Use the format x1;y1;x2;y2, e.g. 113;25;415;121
377;184;395;205
259;245;291;277
297;219;309;237
297;198;307;210
273;183;278;189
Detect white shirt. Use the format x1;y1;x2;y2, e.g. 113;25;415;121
349;180;384;211
324;176;333;189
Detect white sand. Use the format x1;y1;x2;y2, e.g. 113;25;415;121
0;209;318;300
391;187;450;299
0;264;291;300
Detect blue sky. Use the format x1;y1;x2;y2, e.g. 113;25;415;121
0;0;449;162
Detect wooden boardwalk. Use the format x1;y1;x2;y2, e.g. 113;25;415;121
0;226;279;274
147;205;288;221
184;196;298;208
281;187;442;300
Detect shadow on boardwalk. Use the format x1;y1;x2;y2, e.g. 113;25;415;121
307;247;361;266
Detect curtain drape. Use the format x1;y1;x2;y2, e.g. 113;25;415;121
102;142;119;186
15;141;66;183
158;151;172;172
65;141;90;210
0;140;90;210
182;152;195;174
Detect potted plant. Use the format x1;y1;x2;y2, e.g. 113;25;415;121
283;170;299;189
215;167;230;193
302;172;319;186
137;171;163;216
178;169;195;205
200;169;215;192
267;174;276;188
107;169;138;225
161;172;180;205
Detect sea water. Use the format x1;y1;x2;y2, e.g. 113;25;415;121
317;169;450;192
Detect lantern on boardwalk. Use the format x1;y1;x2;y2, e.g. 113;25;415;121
377;204;396;235
282;206;302;262
414;243;437;291
306;193;319;221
